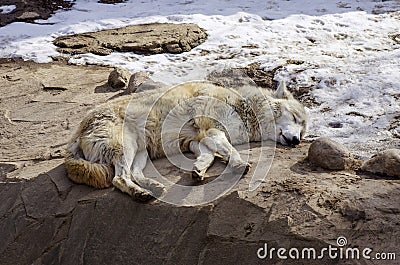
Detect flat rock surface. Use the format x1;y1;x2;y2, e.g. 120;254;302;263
0;58;114;174
53;23;208;56
1;60;399;264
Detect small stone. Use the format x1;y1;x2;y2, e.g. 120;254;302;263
17;12;40;20
308;137;354;170
339;202;366;222
328;121;343;128
126;72;150;93
361;149;400;177
206;62;279;90
108;67;130;90
126;72;167;94
136;80;167;93
166;43;182;53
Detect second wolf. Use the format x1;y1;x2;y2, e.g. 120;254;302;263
65;81;308;200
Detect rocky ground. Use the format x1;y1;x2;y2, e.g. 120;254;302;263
1;0;399;263
0;57;399;264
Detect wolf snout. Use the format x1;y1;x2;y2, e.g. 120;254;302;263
291;136;300;146
281;133;300;147
286;136;300;147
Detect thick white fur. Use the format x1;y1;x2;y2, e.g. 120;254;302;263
64;81;307;201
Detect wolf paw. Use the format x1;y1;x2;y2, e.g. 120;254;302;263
192;170;206;182
133;190;153;202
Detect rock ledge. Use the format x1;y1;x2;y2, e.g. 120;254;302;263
54;23;208;56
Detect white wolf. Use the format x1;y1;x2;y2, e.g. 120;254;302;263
65;81;307;201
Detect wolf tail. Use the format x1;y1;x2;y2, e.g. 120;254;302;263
64;141;114;188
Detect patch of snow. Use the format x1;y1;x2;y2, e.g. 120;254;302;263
0;5;16;14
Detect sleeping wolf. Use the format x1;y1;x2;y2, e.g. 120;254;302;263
65;81;307;201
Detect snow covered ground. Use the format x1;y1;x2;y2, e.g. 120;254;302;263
0;0;399;157
0;5;16;14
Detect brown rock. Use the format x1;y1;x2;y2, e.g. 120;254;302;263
108;67;130;90
207;68;257;88
136;79;167;93
0;58;114;164
308;137;354;170
54;23;207;56
126;71;150;93
1;59;399;265
361;149;400;177
206;62;279;89
17;12;40;20
125;72;168;94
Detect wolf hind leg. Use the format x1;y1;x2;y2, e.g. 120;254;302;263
112;174;152;202
202;128;250;175
130;150;166;197
112;144;152;202
189;141;216;181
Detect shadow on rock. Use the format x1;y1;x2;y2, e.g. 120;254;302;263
94;83;117;93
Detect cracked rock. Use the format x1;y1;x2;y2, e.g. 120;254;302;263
1;59;399;265
54;23;207;56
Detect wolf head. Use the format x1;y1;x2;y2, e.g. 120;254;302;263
271;81;308;146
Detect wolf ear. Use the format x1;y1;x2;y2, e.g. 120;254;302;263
274;80;294;100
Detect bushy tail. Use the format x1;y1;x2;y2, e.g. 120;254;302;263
64;141;114;188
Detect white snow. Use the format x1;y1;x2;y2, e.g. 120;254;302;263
0;5;16;14
0;0;399;157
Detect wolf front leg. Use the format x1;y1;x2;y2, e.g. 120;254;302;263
202;128;250;175
189;140;216;181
